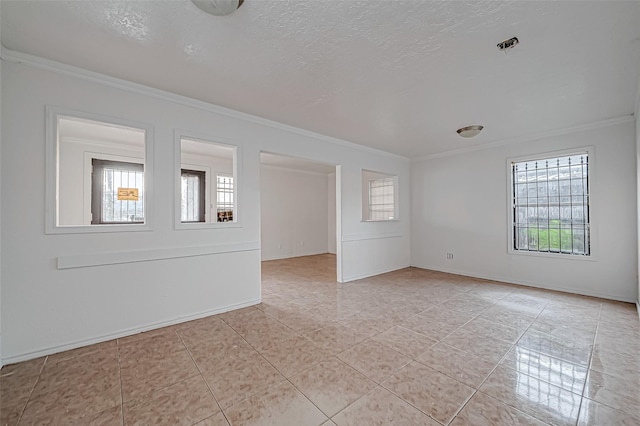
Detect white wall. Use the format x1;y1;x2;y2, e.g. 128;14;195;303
0;14;4;366
260;165;329;261
0;52;411;363
341;163;411;281
412;120;638;302
328;172;337;254
636;94;640;310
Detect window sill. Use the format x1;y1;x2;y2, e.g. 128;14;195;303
46;223;152;235
175;222;242;230
507;248;597;262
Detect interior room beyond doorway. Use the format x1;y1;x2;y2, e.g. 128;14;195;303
259;152;337;268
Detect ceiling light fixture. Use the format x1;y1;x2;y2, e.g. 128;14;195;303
192;0;244;16
456;125;484;138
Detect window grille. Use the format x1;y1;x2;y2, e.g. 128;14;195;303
91;159;144;224
512;153;589;255
217;175;234;222
369;177;395;220
181;169;205;222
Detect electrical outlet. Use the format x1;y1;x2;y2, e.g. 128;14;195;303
446;252;454;260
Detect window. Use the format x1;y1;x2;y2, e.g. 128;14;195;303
176;135;237;228
181;169;205;222
511;153;590;256
217;175;234;222
362;169;398;221
369;177;395;220
46;108;152;233
91;159;144;224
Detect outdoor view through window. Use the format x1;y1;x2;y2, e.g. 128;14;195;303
512;153;590;255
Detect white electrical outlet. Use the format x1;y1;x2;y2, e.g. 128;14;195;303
446;253;454;260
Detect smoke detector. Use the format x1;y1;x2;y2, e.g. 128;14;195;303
497;37;519;51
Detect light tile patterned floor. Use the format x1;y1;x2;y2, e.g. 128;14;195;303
1;254;639;425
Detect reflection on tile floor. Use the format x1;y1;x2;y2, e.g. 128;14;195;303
1;254;639;425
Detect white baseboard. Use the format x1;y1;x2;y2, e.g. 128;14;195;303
410;262;636;303
1;299;260;366
261;251;330;262
637;299;639;321
342;263;411;283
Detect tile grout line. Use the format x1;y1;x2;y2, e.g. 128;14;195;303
260;280;489;424
215;314;295;413
447;298;553;425
175;329;232;426
220;305;381;423
416;293;520;425
15;355;49;425
284;372;335;423
334;289;515;425
116;340;125;426
573;302;602;425
227;280;371;422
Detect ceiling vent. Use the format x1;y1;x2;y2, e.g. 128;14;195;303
497;37;519;51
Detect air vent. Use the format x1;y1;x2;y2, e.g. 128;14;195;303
497;37;519;51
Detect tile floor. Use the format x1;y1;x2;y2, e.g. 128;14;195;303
1;254;639;425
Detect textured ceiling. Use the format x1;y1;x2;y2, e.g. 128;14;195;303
2;1;640;157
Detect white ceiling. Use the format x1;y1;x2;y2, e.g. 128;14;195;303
3;1;640;158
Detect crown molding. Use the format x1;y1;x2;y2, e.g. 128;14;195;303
412;115;635;162
260;162;335;176
0;47;409;162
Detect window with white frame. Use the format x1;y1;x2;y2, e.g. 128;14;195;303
369;177;395;220
177;136;236;228
362;169;397;221
91;159;144;224
47;109;151;233
511;153;590;256
217;175;234;222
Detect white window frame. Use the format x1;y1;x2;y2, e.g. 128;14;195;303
362;169;399;222
174;130;242;230
506;147;596;261
45;106;154;234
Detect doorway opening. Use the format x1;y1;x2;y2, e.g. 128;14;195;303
259;152;340;285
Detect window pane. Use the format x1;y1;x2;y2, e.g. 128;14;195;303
92;159;144;224
369;177;395;220
512;153;589;256
181;170;205;222
179;137;235;225
217;175;234;222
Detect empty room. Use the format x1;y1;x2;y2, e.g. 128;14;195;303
0;1;639;425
